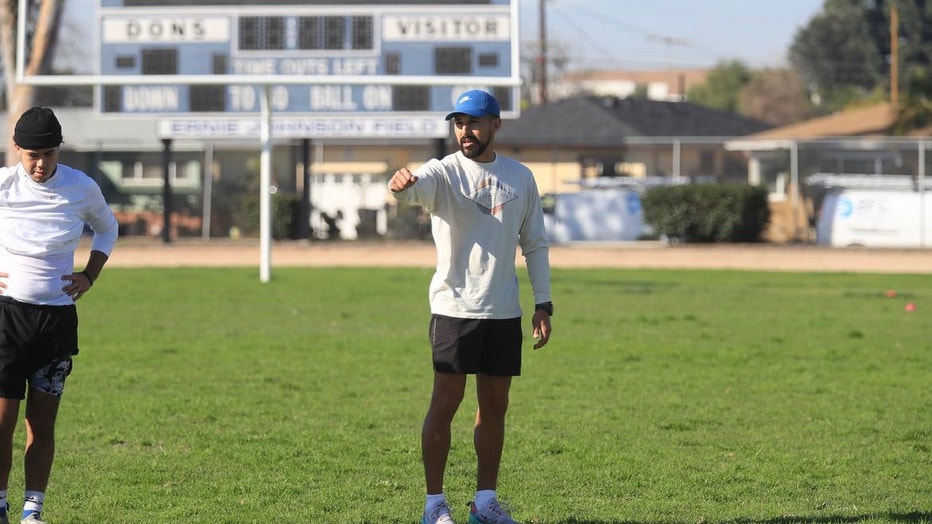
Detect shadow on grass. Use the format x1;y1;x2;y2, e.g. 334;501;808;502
537;512;932;524
727;511;932;524
375;513;932;524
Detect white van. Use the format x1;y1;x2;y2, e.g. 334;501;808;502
542;188;649;243
816;187;932;247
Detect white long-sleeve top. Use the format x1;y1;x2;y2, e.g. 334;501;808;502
0;163;119;305
392;151;551;319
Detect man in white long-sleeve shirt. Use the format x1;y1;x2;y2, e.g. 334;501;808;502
0;107;118;524
389;90;552;524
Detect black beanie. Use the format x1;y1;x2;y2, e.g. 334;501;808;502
13;107;63;149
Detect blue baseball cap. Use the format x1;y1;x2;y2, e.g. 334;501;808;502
445;90;501;120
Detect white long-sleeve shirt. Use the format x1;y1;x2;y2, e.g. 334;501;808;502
0;163;119;305
392;151;551;319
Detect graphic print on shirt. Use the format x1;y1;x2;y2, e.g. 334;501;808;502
468;177;517;215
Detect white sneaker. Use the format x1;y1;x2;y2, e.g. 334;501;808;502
20;513;46;524
468;499;519;524
422;501;456;524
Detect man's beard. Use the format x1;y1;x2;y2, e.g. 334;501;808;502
459;135;490;159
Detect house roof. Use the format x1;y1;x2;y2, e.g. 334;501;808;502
496;96;772;148
739;102;897;141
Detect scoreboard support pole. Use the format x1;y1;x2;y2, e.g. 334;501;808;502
299;138;312;242
920;141;927;248
260;84;273;283
433;137;447;160
162;138;173;244
202;143;214;241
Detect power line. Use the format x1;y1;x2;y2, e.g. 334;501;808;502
543;2;736;69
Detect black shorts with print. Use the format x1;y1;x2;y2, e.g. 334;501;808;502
0;296;78;399
429;314;523;376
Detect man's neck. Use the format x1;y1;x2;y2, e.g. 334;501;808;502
473;151;497;164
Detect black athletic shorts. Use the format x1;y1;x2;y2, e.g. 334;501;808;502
0;296;79;399
429;314;522;376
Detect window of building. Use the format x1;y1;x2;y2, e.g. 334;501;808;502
699;150;716;174
100;153;202;187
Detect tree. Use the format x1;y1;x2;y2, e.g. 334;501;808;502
892;67;932;133
788;0;932;116
685;59;751;113
739;68;813;126
789;1;885;112
0;0;64;165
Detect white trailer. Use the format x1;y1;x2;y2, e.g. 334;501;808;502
815;184;932;248
542;188;649;243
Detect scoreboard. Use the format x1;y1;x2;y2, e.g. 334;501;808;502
95;0;520;122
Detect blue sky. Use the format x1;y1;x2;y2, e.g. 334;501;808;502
518;0;826;70
58;0;826;74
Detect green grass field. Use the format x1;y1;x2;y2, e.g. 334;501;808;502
12;266;929;523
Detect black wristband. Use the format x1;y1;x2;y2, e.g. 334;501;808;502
535;301;553;316
81;270;95;286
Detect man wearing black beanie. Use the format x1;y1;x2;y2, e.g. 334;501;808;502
12;107;63;154
0;107;118;524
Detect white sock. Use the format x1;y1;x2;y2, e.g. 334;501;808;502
475;489;496;512
0;489;7;512
425;493;448;515
23;490;44;516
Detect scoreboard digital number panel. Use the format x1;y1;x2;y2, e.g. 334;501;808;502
96;0;519;117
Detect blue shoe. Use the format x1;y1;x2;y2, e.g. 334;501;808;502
468;499;519;524
421;501;456;524
0;504;8;524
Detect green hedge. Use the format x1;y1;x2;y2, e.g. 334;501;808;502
641;184;771;243
242;192;302;240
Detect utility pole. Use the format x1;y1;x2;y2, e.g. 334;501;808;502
890;1;899;107
537;0;548;104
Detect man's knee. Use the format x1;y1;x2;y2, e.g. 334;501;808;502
477;399;509;423
430;387;465;416
429;373;467;418
0;399;20;440
476;374;511;416
24;391;61;434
